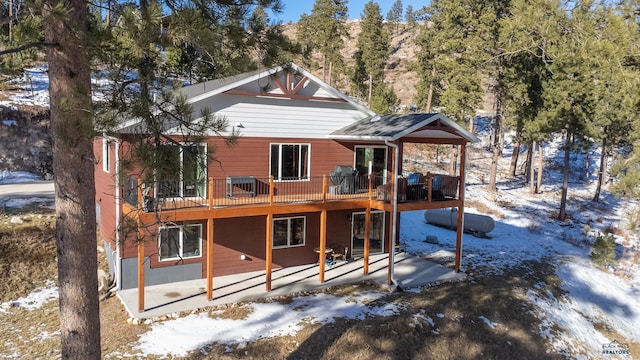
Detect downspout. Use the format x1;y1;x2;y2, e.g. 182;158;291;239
103;134;122;292
385;139;398;286
114;137;121;291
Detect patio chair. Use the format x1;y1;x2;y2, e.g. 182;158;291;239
326;243;348;266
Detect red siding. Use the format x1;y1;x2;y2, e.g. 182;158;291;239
94;137;117;251
101;135;394;280
206;137;354;178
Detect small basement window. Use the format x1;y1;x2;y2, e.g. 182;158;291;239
159;224;202;261
273;216;306;248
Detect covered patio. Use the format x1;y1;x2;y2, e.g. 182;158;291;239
118;253;466;319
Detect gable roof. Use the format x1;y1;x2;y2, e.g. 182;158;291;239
115;63;375;134
329;113;480;143
180;63;374;116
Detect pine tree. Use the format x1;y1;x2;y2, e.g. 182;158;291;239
387;0;403;34
352;1;390;103
93;0;292;181
413;0;488;123
296;0;348;85
536;1;601;220
350;49;368;100
370;82;399;114
405;5;417;27
589;2;638;202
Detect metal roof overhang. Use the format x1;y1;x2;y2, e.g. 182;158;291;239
328;116;480;145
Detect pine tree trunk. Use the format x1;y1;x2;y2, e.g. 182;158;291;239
8;0;13;43
530;141;536;194
524;143;532;181
425;67;435;113
368;72;372;105
509;139;520;177
593;136;607;202
488;109;502;191
43;0;100;357
498;121;505;156
322;54;327;82
537;142;544;193
559;132;571;221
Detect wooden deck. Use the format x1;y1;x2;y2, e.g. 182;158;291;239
124;175;462;223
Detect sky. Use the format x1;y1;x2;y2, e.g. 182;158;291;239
272;0;431;24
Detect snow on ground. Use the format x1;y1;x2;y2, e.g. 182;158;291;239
0;66;114;108
0;67;50;108
135;290;402;357
0;280;58;314
0;170;40;184
3;197;55;209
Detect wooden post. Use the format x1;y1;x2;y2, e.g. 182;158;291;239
322;175;327;202
206;218;213;300
207;177;213;301
269;176;274;205
454;144;467;272
319;209;327;283
364;175;372;274
364;207;371;275
208;177;213;209
387;147;396;285
265;211;273;291
266;175;275;291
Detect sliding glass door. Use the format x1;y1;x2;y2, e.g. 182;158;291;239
351;211;385;257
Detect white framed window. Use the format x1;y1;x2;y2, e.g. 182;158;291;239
273;216;306;248
159;224;202;261
156;143;207;198
270;143;310;181
102;138;110;173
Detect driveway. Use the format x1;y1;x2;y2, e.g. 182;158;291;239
0;181;55;202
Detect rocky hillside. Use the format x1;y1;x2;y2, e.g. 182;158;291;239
283;21;495;113
283;21;421;108
0;106;52;177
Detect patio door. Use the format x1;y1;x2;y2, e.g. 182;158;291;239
354;146;386;191
351;211;385;258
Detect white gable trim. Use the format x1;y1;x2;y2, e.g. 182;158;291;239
393;113;480;143
187;63;375;117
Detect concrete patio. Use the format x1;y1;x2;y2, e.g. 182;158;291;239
118;252;467;319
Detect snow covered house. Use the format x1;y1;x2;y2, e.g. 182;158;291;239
94;63;479;311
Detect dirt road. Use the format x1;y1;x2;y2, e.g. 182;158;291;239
0;181;55;202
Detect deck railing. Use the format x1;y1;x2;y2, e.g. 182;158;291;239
122;173;460;212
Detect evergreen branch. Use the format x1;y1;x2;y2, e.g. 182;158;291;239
0;42;59;56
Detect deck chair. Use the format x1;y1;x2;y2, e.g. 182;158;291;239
327;243;348;266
